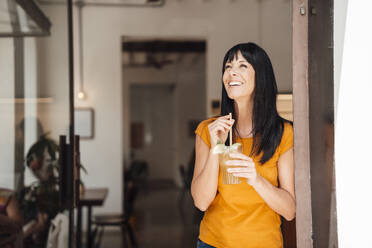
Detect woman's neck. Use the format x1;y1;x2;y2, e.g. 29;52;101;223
234;97;254;137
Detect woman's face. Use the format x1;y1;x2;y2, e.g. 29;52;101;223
222;51;255;101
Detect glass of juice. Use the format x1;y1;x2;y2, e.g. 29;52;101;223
219;143;242;184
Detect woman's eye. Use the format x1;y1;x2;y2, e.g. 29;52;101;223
240;64;247;68
225;65;231;69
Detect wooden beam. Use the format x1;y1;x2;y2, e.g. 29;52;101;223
292;0;314;247
308;0;335;246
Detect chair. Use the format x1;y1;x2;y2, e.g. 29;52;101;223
91;184;138;248
92;161;148;248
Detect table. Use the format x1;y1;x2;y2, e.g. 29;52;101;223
77;188;108;248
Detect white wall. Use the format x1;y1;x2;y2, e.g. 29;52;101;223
0;39;15;190
0;36;48;190
261;0;292;93
39;0;291;214
36;6;70;141
334;0;372;247
0;37;39;189
24;38;41;186
334;0;348;121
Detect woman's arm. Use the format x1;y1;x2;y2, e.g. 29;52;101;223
190;136;219;211
227;148;296;220
191;116;234;211
252;148;295;220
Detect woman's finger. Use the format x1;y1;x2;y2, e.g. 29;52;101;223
211;121;233;131
219;115;232;120
225;160;254;167
209;121;231;132
213;126;228;134
216;118;235;125
232;173;255;178
229;152;253;162
227;168;252;173
214;122;231;131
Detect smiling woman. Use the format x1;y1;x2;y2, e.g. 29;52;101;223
191;42;295;248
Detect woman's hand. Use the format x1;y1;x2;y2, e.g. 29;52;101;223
226;152;261;186
208;115;235;148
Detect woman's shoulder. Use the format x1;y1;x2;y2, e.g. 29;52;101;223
194;116;219;148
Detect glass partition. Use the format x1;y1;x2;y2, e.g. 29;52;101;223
0;1;71;247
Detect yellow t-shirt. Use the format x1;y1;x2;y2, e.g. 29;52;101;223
195;118;294;248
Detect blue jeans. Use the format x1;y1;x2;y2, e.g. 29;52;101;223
197;239;215;248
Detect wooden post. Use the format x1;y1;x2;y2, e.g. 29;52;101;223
292;1;314;247
308;0;335;246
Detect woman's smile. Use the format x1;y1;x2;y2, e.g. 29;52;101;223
228;81;243;87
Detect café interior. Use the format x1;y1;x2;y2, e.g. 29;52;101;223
0;0;298;247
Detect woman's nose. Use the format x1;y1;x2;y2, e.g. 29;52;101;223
229;68;238;76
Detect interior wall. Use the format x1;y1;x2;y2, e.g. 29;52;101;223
334;0;348;121
23;38;40;186
0;38;46;190
261;0;292;94
0;39;15;190
36;6;70;142
333;1;348;247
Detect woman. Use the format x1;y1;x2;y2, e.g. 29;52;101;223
191;42;295;248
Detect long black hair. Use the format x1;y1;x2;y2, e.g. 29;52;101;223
221;42;288;164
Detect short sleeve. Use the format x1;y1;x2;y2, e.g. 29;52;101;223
279;122;294;155
195;119;214;148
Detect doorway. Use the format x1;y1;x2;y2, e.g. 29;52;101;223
123;38;206;247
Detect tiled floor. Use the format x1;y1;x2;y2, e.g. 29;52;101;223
100;180;201;248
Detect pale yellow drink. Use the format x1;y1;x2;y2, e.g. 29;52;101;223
217;143;242;184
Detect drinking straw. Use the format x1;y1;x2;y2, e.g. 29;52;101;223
229;113;232;146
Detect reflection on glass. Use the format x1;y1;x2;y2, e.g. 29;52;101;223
0;1;69;247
